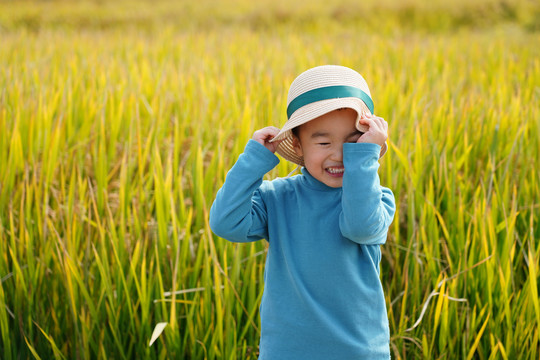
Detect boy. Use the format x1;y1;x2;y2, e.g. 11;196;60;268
210;65;395;359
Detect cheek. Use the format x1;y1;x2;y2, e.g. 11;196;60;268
303;147;327;166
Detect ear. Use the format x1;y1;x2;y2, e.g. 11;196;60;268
292;135;303;157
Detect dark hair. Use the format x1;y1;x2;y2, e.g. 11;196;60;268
291;126;299;138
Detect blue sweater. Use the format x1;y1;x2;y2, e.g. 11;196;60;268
210;140;396;359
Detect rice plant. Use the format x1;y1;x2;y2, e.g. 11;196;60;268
0;0;539;358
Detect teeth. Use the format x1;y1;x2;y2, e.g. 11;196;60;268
327;168;344;174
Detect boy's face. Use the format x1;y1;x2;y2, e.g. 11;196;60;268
292;108;361;188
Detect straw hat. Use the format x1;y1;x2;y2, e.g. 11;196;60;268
270;65;387;166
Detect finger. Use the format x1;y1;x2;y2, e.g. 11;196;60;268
374;117;386;130
370;116;387;132
266;126;280;133
264;127;283;143
255;127;279;139
263;126;281;137
357;115;374;126
268;136;283;144
358;116;380;132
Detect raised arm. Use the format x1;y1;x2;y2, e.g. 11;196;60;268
339;114;395;245
209;129;281;242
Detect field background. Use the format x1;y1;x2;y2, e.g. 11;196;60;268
1;0;539;359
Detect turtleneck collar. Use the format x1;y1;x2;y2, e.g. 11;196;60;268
300;167;342;192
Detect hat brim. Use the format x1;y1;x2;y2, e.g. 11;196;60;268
271;97;387;166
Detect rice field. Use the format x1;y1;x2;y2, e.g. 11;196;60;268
0;0;539;359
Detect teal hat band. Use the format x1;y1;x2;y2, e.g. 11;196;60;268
286;85;374;119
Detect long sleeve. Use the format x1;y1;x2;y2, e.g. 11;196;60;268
339;142;396;245
209;140;280;242
212;141;393;359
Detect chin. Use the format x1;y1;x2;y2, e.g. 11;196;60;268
323;177;343;188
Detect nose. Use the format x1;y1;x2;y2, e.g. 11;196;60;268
330;143;343;162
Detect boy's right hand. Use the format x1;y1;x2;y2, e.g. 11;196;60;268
252;127;282;153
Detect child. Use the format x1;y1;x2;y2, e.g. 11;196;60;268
210;65;396;359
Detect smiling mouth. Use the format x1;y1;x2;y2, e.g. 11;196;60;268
326;167;344;176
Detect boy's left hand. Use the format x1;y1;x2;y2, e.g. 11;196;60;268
356;114;388;148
